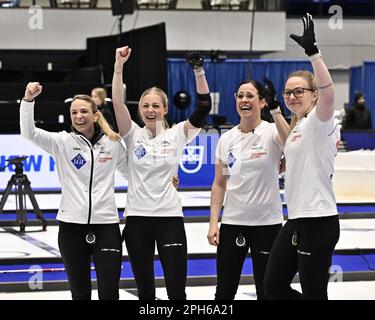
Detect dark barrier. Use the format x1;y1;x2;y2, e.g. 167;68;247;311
0;101;71;133
0;82;102;102
341;130;375;151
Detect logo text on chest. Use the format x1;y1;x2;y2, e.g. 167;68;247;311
71;153;86;169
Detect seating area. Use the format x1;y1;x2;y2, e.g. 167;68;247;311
137;0;177;9
59;0;97;8
0;51;104;133
204;0;250;10
0;0;272;10
0;0;19;7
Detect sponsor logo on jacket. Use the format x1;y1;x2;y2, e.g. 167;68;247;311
71;153;86;169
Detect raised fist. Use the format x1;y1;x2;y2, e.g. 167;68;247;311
24;82;42;101
115;46;132;65
185;51;204;69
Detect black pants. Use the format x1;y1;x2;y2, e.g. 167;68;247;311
264;215;340;300
215;223;282;300
58;222;122;300
123;216;187;300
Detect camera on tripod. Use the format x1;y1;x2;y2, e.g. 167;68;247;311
7;156;28;175
0;156;47;233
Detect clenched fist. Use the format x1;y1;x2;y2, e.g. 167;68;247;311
24;82;42;102
115;46;132;64
114;46;132;73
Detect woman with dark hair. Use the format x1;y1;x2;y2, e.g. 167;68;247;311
208;78;290;300
111;46;212;300
264;13;341;300
20;82;127;300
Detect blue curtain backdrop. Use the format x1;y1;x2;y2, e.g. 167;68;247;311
349;65;363;105
362;61;375;128
168;58;312;125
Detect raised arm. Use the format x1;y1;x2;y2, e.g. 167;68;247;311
23;82;42;103
20;82;43;140
207;159;227;246
112;46;133;136
20;82;59;154
290;13;334;122
311;58;334;121
183;52;212;138
263;78;290;145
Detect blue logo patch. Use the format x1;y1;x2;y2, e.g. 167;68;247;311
71;153;86;170
135;145;147;160
227;152;237;168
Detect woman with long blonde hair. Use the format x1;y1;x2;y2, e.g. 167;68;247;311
264;14;341;300
112;47;212;300
20;83;127;300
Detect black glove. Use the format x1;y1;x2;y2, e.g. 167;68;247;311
263;77;279;110
290;13;319;56
185;51;204;69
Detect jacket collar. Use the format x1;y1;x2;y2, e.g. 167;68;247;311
71;123;104;146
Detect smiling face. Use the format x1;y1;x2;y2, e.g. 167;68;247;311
284;75;318;118
70;98;97;138
235;82;265;120
139;88;168;134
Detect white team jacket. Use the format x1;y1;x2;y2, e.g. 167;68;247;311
20;100;128;224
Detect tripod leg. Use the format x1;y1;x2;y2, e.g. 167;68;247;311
23;176;47;231
0;176;16;213
16;183;27;233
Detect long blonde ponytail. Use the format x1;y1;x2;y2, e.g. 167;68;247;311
96;111;121;141
289;114;298;131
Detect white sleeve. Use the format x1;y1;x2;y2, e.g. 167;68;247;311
116;142;128;179
309;108;336;138
20;100;61;155
215;135;227;163
270;123;284;150
122;121;139;142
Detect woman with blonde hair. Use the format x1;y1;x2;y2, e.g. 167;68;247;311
111;46;212;300
20;82;127;300
264;14;341;300
91;87;119;132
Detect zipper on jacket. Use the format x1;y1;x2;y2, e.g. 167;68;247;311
80;136;95;225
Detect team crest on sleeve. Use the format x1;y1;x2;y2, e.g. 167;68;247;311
135;145;147;160
71;153;86;170
179;145;204;174
227;152;237;168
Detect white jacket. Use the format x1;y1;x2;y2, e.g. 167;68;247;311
20;100;128;224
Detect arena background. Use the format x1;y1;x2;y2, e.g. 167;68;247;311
1;0;375;302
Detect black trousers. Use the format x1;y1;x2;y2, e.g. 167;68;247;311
215;223;282;300
58;221;122;300
263;215;340;300
123;216;187;300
